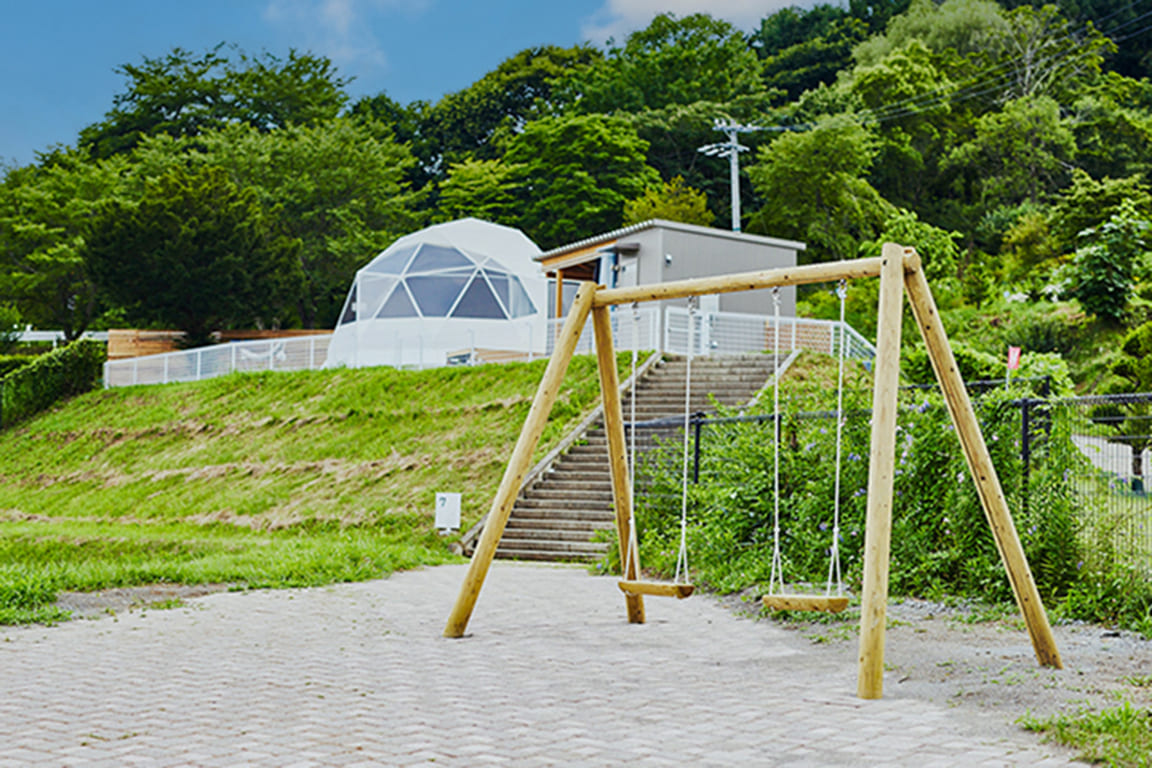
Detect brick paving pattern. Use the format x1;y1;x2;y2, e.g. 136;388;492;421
0;564;1075;766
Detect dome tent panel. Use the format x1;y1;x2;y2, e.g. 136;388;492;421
453;275;506;319
365;244;418;275
407;244;473;273
376;285;419;318
408;274;472;317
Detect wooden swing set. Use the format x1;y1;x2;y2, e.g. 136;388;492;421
443;243;1063;700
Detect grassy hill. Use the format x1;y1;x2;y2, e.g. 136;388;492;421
0;355;617;623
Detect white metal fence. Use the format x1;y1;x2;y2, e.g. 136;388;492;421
545;306;661;356
103;306;874;388
104;335;331;388
663;307;875;361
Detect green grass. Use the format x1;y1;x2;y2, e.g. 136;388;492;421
1020;703;1152;767
0;354;623;624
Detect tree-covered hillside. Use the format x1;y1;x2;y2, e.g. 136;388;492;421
3;1;1152;389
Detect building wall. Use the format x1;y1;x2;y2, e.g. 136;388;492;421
610;228;798;316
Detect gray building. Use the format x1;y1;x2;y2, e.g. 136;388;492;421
537;219;805;320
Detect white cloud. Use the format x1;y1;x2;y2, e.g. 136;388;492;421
582;0;804;46
262;0;431;81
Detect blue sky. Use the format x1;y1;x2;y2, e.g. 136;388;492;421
1;0;795;168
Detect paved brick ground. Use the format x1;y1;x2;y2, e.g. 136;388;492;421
0;563;1075;766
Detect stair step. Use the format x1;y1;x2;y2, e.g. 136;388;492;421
515;497;612;511
493;548;600;562
496;538;608;554
508;508;615;523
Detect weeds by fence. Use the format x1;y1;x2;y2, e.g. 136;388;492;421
625;379;1151;610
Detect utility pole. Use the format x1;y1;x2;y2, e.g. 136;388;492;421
698;119;761;232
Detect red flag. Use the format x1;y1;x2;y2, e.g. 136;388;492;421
1007;346;1022;370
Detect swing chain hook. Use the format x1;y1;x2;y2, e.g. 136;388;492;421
836;279;847;300
772;286;780;307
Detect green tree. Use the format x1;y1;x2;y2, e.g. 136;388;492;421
863;208;961;280
746;118;895;262
623;176;713;227
80;45;349;158
756;12;871;100
0;150;131;338
502;115;659;248
570;13;768;113
944;95;1075;211
853;0;1009;65
1067;199;1150;325
426;45;600;163
438;159;522;224
995;3;1112;103
84;166;302;346
132;119;416;328
850;40;956;210
1068;75;1152;181
1049;171;1152;251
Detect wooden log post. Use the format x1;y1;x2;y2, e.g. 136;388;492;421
902;251;1063;669
443;282;597;639
592;304;645;623
857;243;906;699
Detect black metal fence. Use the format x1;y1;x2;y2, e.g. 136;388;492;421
625;378;1152;577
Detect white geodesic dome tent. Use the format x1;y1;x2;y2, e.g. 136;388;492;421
325;218;547;368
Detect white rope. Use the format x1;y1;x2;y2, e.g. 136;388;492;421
768;288;785;597
826;281;848;597
623;303;640;581
674;298;696;585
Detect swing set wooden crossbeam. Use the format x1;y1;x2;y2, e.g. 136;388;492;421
443;244;1062;702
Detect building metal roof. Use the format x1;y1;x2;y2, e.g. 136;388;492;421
536;219;806;265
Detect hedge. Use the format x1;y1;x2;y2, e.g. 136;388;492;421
0;356;31;379
0;339;105;428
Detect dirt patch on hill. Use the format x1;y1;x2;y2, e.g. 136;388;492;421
52;584;232;619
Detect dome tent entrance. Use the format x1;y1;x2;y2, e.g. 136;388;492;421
326;219;547;369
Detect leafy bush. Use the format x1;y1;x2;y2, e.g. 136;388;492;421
623;362;1083;608
0;338;105;428
0;356;32;379
903;341;1001;385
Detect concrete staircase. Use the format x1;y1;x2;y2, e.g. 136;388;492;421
493;354;778;562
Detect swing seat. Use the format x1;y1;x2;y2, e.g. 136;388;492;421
618;580;695;599
762;594;849;613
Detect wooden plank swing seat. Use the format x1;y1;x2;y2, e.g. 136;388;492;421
762;594;849;613
618;580;695;599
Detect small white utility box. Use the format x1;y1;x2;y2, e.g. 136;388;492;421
435;492;461;533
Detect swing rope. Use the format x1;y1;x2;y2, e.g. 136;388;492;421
768;288;785;597
623;303;641;583
617;303;694;599
673;298;696;585
826;280;848;598
766;282;849;610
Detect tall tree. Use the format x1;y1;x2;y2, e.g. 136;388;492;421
132;120;416;328
746;118;895;262
570;13;768;113
944;95;1076;212
623;176;714;227
0;151;131;338
502;115;659;248
79;45;349;159
84;166;302;345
